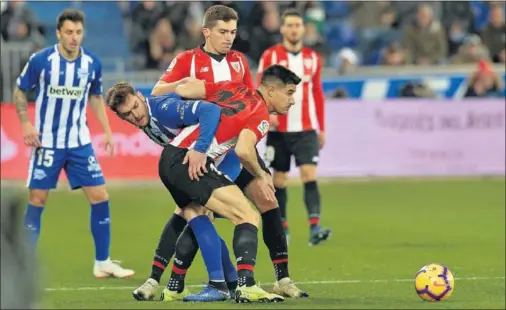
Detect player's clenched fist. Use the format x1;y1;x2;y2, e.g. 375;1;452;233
21;122;40;148
183;149;208;181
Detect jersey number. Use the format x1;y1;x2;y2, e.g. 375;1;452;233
216;90;246;116
36;149;54;167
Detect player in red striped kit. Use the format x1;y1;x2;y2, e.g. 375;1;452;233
132;5;307;301
257;9;331;246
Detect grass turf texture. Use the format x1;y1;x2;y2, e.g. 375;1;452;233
32;178;505;309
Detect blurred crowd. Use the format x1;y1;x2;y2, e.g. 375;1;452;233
116;1;506;72
2;1;505;70
1;1;505;99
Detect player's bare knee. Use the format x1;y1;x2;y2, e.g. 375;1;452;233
246;186;277;213
28;190;49;206
300;165;317;183
273;172;288;188
182;204;206;222
83;186;109;204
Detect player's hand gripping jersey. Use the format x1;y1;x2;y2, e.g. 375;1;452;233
170;81;270;160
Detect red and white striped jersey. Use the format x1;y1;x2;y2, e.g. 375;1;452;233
160;45;254;89
257;44;325;133
170;81;270;160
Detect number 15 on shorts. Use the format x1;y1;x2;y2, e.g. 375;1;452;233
36;148;54;167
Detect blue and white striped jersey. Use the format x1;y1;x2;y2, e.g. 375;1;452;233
17;44;103;149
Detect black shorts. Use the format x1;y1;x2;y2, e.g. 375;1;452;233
234;148;271;191
158;145;234;209
264;130;319;172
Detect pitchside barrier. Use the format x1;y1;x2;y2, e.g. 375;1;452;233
1;99;504;181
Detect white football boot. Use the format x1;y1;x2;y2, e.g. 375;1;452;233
132;278;159;301
93;258;135;279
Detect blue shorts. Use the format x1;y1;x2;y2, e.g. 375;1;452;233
214;150;242;219
26;144;105;190
217;150;242;182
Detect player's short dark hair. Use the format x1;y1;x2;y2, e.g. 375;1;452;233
203;5;239;29
260;65;301;87
281;8;303;24
105;82;136;113
57;9;85;30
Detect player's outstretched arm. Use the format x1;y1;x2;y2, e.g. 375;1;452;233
151;77;197;96
174;80;207;99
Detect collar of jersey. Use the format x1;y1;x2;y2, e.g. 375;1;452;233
53;44;84;63
199;44;226;62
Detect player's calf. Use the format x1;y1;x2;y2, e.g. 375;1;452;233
272;172;289;234
24;189;49;246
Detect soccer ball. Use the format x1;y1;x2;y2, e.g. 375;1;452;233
414;264;454;302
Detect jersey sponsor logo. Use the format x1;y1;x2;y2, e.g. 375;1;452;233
230;61;241;73
257;120;270;136
47;85;84;100
167;58;177;72
200;66;209;73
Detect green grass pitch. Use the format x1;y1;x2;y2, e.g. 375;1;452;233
32;178;505;309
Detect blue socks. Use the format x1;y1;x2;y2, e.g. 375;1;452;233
188;215;225;282
23;203;44;245
90;201;111;261
220;238;238;283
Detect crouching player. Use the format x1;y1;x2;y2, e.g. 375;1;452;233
105;83;244;301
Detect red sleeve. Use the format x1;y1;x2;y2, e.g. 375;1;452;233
256;49;273;87
244;107;270;142
312;53;325;132
204;81;222;98
239;53;255;90
159;51;192;83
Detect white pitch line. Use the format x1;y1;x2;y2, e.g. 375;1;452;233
43;276;505;292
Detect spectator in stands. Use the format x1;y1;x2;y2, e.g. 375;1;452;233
480;4;506;63
380;41;411;66
450;34;490;65
130;1;165;60
350;2;399;62
393;2;441;28
248;7;282;62
0;0;44;48
402;4;448;65
331;88;348;98
303;21;328;60
399;82;436;98
180;18;204;51
447;20;469;57
333;47;359;75
464;59;503;98
441;1;475;33
147;18;181;70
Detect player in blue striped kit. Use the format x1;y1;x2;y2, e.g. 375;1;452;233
13;9;134;278
105;82;242;302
